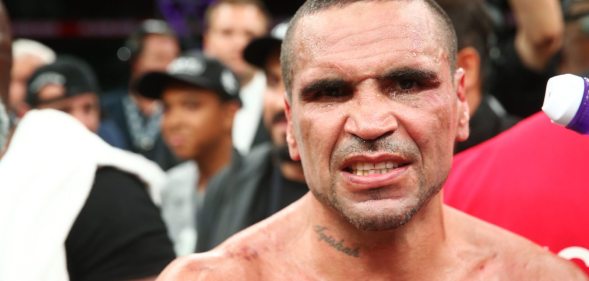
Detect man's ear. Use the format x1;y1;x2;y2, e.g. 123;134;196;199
457;47;482;116
454;68;470;142
457;47;480;97
284;94;301;161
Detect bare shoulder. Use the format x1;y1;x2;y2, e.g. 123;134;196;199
155;249;261;281
445;207;588;280
517;248;589;280
157;199;308;280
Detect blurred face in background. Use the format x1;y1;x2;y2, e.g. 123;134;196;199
36;84;100;133
262;49;288;150
204;3;268;83
10;54;45;116
132;34;180;80
132;34;180;115
560;2;589;74
161;83;239;161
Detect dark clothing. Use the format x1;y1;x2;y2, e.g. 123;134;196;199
251;116;271;150
249;162;307;226
66;167;176;281
101;91;179;170
97;118;127;149
455;95;520;153
486;34;557;118
196;144;308;252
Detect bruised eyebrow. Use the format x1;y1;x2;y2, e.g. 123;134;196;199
299;78;350;100
378;68;441;86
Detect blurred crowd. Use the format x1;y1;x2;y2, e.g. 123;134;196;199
0;0;588;280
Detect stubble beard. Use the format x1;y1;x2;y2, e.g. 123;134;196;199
312;175;443;231
311;136;444;231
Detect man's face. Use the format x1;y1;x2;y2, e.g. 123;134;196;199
204;3;267;81
133;34;179;79
285;1;469;231
161;85;238;161
37;85;101;132
263;50;288;150
10;54;44;116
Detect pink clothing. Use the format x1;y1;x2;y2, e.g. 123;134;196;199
445;112;589;274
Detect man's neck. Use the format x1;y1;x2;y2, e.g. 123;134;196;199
297;194;449;279
195;138;233;192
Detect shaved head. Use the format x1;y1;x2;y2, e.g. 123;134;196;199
280;0;457;97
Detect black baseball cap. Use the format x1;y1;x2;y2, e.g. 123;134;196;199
243;19;290;68
26;56;99;107
135;52;241;104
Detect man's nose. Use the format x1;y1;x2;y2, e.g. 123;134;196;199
344;92;398;141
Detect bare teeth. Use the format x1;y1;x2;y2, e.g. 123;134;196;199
350;161;400;176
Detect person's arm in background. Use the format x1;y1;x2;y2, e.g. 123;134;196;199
511;0;564;71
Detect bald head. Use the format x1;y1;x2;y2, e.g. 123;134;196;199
280;0;457;97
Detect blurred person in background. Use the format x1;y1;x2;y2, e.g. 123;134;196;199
436;0;519;153
559;0;589;75
0;3;176;281
9;39;55;119
0;0;11;155
26;56;126;147
203;0;271;154
136;52;242;256
196;19;308;252
485;0;564;117
102;19;181;170
444;0;589;275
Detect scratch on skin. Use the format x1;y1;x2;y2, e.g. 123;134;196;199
314;225;360;258
228;246;259;261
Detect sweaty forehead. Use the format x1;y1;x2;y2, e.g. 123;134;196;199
291;1;448;85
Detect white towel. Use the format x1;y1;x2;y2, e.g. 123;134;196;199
0;109;165;281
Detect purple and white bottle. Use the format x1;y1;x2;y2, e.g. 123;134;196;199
543;74;589;134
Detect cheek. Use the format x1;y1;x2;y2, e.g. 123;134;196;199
401;103;455;177
161;115;173;134
188;110;216;135
295;106;343;185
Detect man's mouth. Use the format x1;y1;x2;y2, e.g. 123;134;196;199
344;160;410;176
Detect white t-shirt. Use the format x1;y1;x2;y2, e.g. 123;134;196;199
232;71;266;155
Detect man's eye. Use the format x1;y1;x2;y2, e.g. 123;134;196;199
382;79;421;95
184;101;200;109
398;79;417;90
318;87;347;98
300;80;351;102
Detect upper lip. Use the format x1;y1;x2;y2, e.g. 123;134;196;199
339;153;411;172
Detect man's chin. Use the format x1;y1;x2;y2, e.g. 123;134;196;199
320;192;420;232
342;203;419;231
